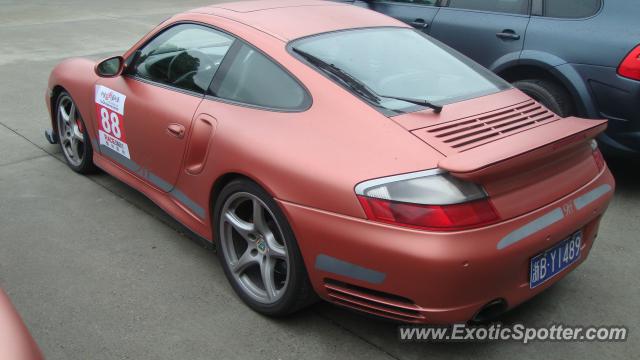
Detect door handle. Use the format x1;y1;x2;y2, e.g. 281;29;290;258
410;18;429;29
496;30;521;40
167;123;185;139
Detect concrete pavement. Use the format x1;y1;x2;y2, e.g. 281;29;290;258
0;1;638;359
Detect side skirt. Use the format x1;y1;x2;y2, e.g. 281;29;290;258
93;152;213;242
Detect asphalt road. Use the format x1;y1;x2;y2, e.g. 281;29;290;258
0;1;638;359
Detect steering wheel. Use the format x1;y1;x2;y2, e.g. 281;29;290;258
167;49;213;86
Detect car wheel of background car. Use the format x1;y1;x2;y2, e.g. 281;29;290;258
56;92;97;174
513;79;574;117
214;179;316;316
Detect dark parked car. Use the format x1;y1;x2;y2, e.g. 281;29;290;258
344;0;640;155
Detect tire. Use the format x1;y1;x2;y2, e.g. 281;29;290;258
214;179;316;316
513;79;574;117
55;92;97;174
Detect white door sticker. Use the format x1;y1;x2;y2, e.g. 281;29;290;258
95;85;130;159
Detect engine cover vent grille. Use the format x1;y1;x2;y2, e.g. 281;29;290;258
412;100;560;155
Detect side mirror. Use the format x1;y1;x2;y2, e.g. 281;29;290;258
95;56;124;77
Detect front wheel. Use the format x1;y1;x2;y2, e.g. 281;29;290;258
214;179;316;316
56;92;97;174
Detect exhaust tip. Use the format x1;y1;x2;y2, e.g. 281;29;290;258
471;299;508;324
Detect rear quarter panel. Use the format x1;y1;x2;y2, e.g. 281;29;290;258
170;13;443;221
522;1;640;148
523;0;640;68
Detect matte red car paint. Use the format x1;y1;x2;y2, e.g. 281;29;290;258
45;0;616;323
280;168;613;323
95;77;203;190
0;290;43;360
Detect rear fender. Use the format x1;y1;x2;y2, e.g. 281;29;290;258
517;52;598;118
488;51;521;75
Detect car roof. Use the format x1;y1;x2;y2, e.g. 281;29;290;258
188;0;407;41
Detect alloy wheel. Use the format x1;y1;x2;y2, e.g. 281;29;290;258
56;94;85;167
219;192;290;304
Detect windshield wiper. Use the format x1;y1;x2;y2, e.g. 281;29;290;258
376;95;442;113
292;48;380;104
292;48;443;114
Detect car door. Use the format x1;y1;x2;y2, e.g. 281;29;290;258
429;0;531;68
367;0;441;34
94;24;235;191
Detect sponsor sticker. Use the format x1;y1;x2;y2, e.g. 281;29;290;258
95;85;130;159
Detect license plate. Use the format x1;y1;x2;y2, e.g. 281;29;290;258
529;231;582;288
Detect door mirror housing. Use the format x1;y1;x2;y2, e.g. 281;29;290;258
95;56;124;77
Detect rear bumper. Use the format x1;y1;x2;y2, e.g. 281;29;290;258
281;168;615;324
573;64;640;154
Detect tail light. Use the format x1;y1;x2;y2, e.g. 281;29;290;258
618;45;640;80
355;170;499;231
590;139;606;171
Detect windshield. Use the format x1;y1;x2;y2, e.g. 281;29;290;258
291;27;511;113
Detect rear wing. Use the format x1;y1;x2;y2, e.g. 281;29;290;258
439;117;607;181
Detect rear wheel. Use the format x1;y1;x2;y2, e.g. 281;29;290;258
56;92;96;174
513;79;573;117
214;179;316;316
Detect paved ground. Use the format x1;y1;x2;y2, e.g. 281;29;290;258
0;1;638;359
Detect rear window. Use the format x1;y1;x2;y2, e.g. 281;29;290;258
447;0;530;15
543;0;601;18
291;28;510;113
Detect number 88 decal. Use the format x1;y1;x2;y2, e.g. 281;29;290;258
100;107;122;139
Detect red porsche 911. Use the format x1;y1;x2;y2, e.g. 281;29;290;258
44;0;614;323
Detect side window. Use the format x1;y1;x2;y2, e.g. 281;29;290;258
212;44;309;110
447;0;530;15
380;0;437;5
130;24;234;93
543;0;601;18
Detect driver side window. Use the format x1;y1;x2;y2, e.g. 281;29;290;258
129;24;235;93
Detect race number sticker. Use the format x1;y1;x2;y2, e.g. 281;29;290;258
95;85;130;159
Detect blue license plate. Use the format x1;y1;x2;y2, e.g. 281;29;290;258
529;231;582;288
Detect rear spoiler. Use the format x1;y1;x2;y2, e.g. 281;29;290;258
439;117;607;181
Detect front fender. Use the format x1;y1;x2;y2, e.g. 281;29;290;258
47;58;99;136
